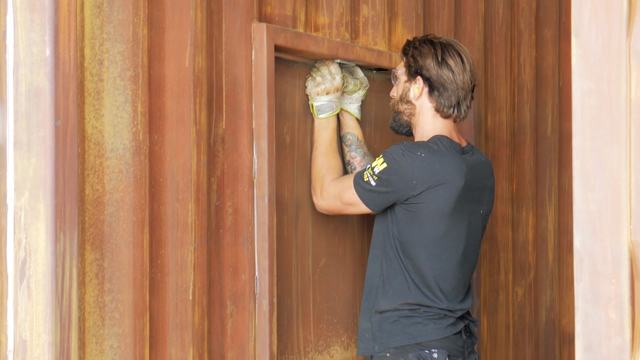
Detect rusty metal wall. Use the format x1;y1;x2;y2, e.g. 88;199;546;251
31;0;572;358
421;1;574;359
148;0;209;358
80;0;150;358
258;1;574;359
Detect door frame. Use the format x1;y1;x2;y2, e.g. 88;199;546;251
251;22;399;358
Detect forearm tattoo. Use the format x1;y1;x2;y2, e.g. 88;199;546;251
341;132;373;173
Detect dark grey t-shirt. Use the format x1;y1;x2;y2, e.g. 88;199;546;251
353;135;495;356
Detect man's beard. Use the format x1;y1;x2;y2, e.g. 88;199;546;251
389;85;415;137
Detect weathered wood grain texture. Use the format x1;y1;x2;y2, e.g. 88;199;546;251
13;0;56;358
149;0;209;358
476;1;514;359
80;0;150;357
424;0;455;37
209;0;256;358
351;0;388;50
55;0;81;357
260;0;306;31
536;0;562;359
449;2;485;328
571;0;631;358
306;0;351;41
534;0;560;358
557;1;574;359
452;0;484;144
511;0;537;358
388;0;424;52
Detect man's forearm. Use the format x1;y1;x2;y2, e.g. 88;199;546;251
311;114;345;206
339;111;373;173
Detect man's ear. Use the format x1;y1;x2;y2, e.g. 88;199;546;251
410;76;426;100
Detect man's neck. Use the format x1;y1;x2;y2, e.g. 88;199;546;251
412;113;467;146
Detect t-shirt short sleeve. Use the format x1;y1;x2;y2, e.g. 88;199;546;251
353;145;416;213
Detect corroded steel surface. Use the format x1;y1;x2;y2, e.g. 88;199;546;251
81;0;149;358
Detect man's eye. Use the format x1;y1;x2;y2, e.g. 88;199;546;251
391;71;398;85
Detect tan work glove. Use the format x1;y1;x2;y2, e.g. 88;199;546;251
340;63;369;120
305;60;343;119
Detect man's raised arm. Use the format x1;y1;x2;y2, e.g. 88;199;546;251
338;63;373;174
306;61;372;215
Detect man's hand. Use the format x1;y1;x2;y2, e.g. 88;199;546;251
305;60;343;119
340;63;369;120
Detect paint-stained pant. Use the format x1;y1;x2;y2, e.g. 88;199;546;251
369;323;479;360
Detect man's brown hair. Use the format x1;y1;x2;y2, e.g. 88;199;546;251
401;34;475;123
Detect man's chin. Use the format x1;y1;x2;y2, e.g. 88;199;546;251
389;115;413;137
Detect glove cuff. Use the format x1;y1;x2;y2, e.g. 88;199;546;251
309;94;341;119
340;92;366;120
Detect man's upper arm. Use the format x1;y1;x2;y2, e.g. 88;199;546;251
317;146;416;215
316;173;373;215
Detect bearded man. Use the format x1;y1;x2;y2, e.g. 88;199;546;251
305;34;495;360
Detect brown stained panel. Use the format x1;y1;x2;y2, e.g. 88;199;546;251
149;0;208;357
260;0;307;31
453;0;484;148
55;0;81;357
423;0;455;37
451;1;485;328
477;0;514;358
351;0;388;50
275;59;401;360
388;0;424;52
80;0;149;357
558;0;574;358
510;0;537;359
306;0;351;41
209;0;256;359
535;0;560;358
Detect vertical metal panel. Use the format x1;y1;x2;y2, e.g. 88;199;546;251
453;0;484;144
557;0;574;359
534;0;560;358
209;0;256;358
388;0;424;52
306;0;352;41
424;0;455;37
259;0;306;31
55;0;80;357
477;1;514;358
13;0;56;357
352;0;388;50
572;0;631;358
510;0;537;358
252;23;277;359
456;0;486;344
80;0;149;357
148;0;209;358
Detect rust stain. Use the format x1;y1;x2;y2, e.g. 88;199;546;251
82;0;149;358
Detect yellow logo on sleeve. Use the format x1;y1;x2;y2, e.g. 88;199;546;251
363;155;388;186
371;156;388;174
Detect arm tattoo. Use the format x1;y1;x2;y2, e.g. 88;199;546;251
341;132;374;173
